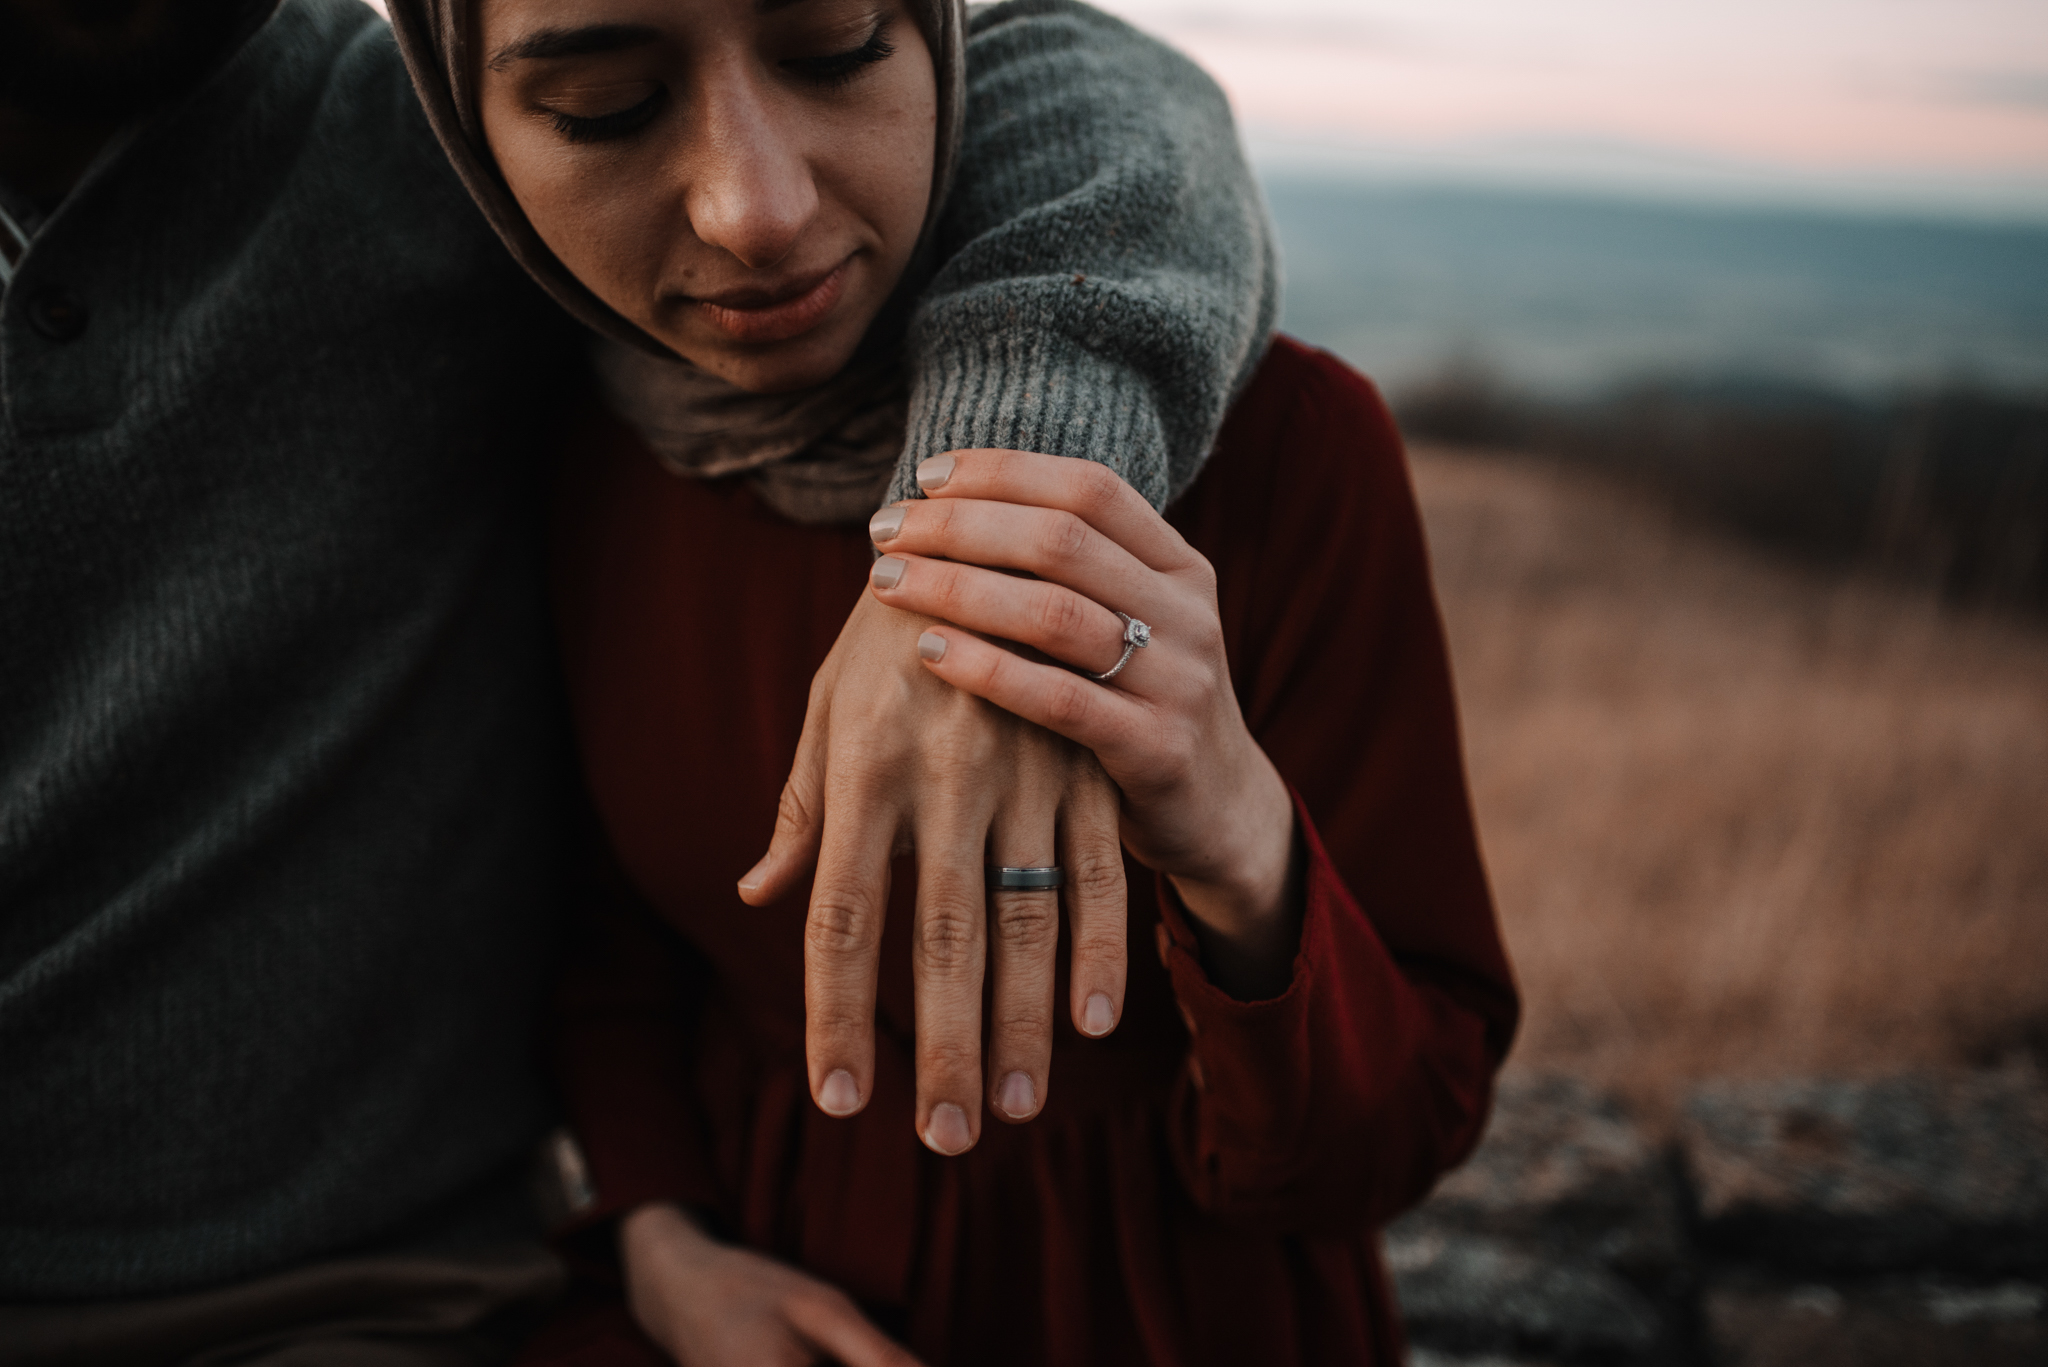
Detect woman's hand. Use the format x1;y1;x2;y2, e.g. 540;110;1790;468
621;1202;924;1367
865;451;1303;1000
738;590;1129;1154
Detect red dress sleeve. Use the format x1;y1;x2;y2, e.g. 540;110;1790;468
1153;336;1519;1233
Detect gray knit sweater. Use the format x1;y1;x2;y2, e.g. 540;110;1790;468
901;0;1279;506
0;0;1274;1299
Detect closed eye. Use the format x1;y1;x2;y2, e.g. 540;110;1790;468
784;19;895;88
548;88;667;143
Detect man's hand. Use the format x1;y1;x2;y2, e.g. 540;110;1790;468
867;451;1304;1002
621;1203;924;1367
738;590;1128;1155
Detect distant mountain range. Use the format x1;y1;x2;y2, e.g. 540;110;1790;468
1260;176;2048;400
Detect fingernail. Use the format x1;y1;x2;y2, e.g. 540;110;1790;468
924;1102;973;1155
868;505;905;542
997;1071;1037;1119
917;631;947;662
737;853;771;894
871;555;906;590
1082;993;1117;1037
916;453;956;490
819;1069;861;1117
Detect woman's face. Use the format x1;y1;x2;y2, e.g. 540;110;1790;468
477;0;936;393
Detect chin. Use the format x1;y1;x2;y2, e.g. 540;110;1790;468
677;330;864;396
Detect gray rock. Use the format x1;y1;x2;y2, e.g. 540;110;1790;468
1396;1074;1685;1275
1678;1066;2048;1274
1387;1228;1663;1362
1705;1276;2048;1367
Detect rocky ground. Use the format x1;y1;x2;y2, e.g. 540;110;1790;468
1389;1069;2048;1366
1390;449;2047;1362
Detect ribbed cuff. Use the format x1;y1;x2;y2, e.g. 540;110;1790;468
892;326;1172;507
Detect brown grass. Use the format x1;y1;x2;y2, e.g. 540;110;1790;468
1411;444;2048;1129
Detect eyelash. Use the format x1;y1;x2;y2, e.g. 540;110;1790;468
550;91;665;144
546;21;896;145
786;20;896;88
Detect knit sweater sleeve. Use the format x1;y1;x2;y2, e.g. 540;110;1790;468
890;0;1280;510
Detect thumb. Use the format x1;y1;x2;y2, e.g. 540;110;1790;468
739;727;826;906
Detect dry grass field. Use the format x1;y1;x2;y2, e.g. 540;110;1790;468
1411;444;2048;1129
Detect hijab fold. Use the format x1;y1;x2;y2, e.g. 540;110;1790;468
387;0;967;523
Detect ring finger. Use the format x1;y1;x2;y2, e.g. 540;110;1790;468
984;810;1062;1124
871;554;1134;678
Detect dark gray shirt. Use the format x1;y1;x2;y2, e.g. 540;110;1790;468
1;0;574;1297
0;0;1275;1299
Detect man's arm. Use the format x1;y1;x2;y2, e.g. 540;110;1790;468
894;0;1279;508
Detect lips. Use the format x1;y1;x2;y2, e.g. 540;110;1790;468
692;258;852;345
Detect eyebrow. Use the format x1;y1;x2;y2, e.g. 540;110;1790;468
487;24;661;71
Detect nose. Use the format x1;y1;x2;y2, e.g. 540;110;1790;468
685;63;819;271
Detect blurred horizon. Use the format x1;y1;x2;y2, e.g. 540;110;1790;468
1261;176;2048;401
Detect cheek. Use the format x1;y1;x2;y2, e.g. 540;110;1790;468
821;67;938;271
486;116;683;322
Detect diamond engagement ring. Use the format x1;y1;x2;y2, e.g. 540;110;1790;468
1085;612;1153;682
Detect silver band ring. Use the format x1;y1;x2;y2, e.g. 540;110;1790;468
1085;612;1153;682
987;866;1064;891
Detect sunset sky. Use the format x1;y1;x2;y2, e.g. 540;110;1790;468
1094;0;2048;219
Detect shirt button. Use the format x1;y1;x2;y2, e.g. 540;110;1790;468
28;288;89;342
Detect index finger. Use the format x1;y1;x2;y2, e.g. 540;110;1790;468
803;776;898;1120
912;450;1200;576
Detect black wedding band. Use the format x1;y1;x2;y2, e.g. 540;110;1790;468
987;866;1064;891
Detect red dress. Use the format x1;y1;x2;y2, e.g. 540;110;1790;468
526;336;1518;1366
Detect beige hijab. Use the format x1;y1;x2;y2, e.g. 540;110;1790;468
388;0;967;523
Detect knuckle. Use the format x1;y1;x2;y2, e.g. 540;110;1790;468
962;646;1005;693
1067;848;1127;906
925;563;967;616
804;896;873;959
1037;510;1092;565
1043;676;1096;732
915;903;982;969
920;1036;983;1076
1075;924;1129;969
1079;459;1127;507
992;1013;1051;1055
774;782;816;836
1036;586;1092;644
807;1001;871;1038
991;894;1059;953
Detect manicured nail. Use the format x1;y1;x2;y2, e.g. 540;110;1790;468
916;453;956;490
871;555;906;590
1082;993;1117;1037
997;1071;1037;1119
819;1069;862;1116
868;505;905;542
917;631;947;662
924;1102;972;1155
